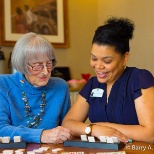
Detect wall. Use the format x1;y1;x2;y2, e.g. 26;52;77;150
98;0;154;75
1;0;154;77
1;0;98;78
55;0;98;79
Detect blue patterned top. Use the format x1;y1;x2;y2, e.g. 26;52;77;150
0;72;70;143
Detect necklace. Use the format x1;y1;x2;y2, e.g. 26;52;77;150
22;90;47;128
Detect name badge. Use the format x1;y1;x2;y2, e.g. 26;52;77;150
90;88;104;97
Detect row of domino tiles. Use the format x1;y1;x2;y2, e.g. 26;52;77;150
0;136;21;143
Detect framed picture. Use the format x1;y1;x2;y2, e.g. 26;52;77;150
0;0;68;48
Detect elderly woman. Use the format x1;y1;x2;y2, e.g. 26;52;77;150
0;32;73;143
62;17;154;144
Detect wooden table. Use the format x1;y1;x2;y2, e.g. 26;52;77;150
26;140;154;154
1;140;154;154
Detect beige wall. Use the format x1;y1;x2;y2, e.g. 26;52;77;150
1;0;154;77
98;0;154;75
54;0;98;79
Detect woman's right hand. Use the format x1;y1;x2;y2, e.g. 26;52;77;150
41;126;74;144
92;125;129;143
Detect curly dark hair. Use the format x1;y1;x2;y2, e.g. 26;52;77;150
92;17;135;54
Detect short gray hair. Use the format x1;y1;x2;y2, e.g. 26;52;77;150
11;32;57;74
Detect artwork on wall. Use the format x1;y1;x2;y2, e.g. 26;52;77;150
0;0;68;48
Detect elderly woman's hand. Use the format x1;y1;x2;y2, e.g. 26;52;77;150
41;126;74;144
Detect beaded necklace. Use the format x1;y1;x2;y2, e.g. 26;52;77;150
22;90;47;128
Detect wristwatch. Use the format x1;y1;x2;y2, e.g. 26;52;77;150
85;124;95;136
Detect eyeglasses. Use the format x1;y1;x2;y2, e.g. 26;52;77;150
28;60;54;71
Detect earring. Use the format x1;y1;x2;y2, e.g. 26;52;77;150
124;60;128;70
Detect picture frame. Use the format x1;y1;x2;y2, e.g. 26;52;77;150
0;0;68;48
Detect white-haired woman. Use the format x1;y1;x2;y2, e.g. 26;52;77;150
0;32;73;143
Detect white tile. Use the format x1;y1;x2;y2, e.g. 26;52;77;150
2;137;10;143
88;136;95;142
106;137;114;143
99;136;107;142
13;136;21;143
80;135;88;141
